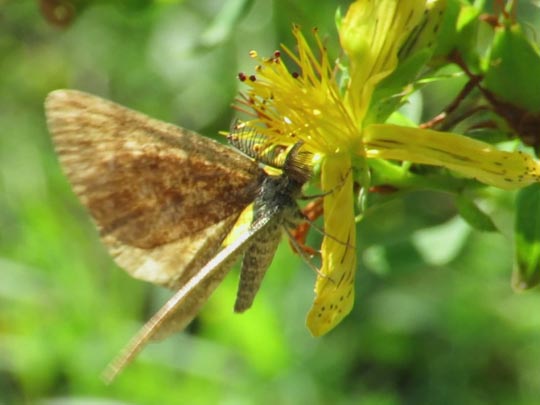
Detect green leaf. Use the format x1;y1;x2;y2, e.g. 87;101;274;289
513;184;540;290
432;0;482;71
483;23;540;112
456;194;497;232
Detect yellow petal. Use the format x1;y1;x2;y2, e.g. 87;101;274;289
364;124;540;189
339;0;426;120
306;155;357;336
221;203;254;247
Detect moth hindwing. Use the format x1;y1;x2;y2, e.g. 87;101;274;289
45;90;313;381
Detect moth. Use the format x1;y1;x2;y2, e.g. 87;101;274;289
44;90;313;382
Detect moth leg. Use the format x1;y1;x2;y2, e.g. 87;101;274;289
283;226;328;280
289;198;323;256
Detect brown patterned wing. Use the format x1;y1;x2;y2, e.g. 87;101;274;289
45;90;262;287
101;215;239;289
102;201;278;383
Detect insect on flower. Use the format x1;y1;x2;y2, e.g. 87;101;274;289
45;90;314;382
236;0;540;337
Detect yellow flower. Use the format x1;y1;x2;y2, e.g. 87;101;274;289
236;0;540;336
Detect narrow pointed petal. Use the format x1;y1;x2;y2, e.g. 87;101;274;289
364;124;540;189
339;0;426;121
307;155;356;336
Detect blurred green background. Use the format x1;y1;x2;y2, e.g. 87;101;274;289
2;1;540;404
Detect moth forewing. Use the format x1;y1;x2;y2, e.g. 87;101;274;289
102;215;239;288
45;90;263;288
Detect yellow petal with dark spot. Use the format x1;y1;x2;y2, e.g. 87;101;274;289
307;155;356;336
364;124;540;189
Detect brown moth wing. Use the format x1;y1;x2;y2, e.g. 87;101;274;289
102;205;277;383
102;215;239;288
45;90;262;286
